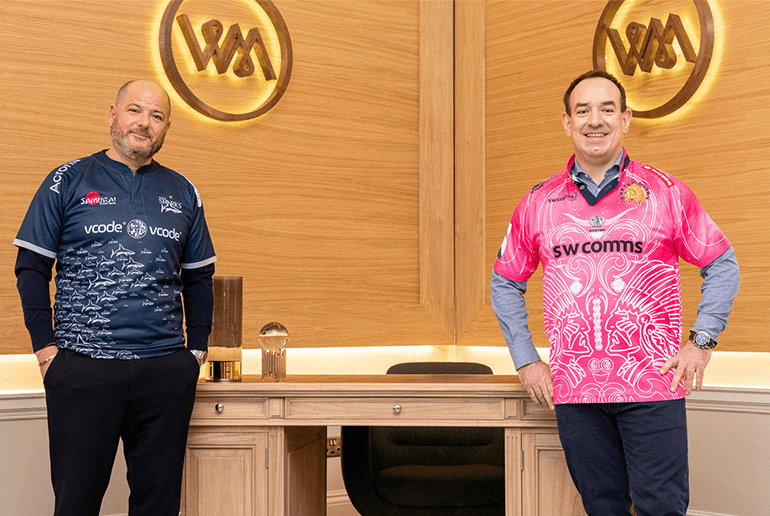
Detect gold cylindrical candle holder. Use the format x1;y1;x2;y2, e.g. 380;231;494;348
205;276;243;381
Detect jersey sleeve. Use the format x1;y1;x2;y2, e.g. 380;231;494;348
13;168;67;259
671;180;731;268
181;181;217;269
493;192;540;282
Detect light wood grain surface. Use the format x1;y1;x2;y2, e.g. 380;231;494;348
1;0;767;356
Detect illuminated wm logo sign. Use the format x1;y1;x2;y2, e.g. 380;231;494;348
593;0;715;119
159;0;292;122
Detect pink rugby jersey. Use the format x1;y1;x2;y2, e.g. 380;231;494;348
494;152;731;404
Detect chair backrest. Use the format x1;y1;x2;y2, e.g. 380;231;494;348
386;361;493;375
375;361;502;469
341;362;506;515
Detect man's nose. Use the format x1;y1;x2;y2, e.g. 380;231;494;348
137;111;151;127
588;108;603;126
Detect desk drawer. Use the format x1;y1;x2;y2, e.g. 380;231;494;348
191;397;269;421
286;398;506;422
521;399;557;420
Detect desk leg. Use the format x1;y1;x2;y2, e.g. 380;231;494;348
506;427;522;516
284;426;327;516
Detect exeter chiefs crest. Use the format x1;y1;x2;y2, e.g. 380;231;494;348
621;183;648;205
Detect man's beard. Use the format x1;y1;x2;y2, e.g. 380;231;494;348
110;121;165;163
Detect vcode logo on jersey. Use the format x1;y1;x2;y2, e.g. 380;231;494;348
149;226;182;241
592;0;716;119
85;221;124;235
84;219;181;241
158;0;293;122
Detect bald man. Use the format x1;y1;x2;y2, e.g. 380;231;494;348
14;80;217;516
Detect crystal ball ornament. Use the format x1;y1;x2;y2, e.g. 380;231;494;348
259;322;288;382
258;322;289;351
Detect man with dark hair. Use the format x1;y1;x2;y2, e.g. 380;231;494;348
14;79;216;516
563;69;627;114
491;71;739;515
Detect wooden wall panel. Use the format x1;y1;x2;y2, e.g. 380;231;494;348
0;0;457;354
458;0;770;353
455;0;487;339
2;0;767;357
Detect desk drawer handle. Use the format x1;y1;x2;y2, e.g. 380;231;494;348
215;403;224;413
393;404;401;414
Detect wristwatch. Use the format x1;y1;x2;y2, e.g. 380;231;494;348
190;349;208;367
689;330;718;350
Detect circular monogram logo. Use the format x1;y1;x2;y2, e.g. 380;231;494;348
158;0;293;122
592;0;715;119
127;219;148;239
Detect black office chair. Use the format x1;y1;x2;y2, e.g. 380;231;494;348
341;362;505;516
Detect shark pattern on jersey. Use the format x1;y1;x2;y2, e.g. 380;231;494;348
54;239;183;359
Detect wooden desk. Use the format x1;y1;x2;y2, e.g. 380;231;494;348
182;375;585;516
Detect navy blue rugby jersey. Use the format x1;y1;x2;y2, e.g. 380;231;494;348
14;151;217;359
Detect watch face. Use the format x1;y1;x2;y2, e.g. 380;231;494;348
695;332;709;346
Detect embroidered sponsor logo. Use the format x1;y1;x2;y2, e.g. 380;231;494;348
83;218;181;241
48;159;81;194
85;192;101;205
642;164;674;187
159;196;183;213
81;192;118;205
552;240;643;259
621;182;649;205
149;225;181;241
84;221;124;234
548;192;578;203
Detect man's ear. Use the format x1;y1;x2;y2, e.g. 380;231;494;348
562;112;572;136
622;108;632;133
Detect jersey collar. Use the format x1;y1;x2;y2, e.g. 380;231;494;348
566;149;631;206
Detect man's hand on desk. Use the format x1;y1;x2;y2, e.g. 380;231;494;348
517;360;554;410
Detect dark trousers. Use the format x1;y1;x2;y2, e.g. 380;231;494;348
43;348;200;516
555;399;689;516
